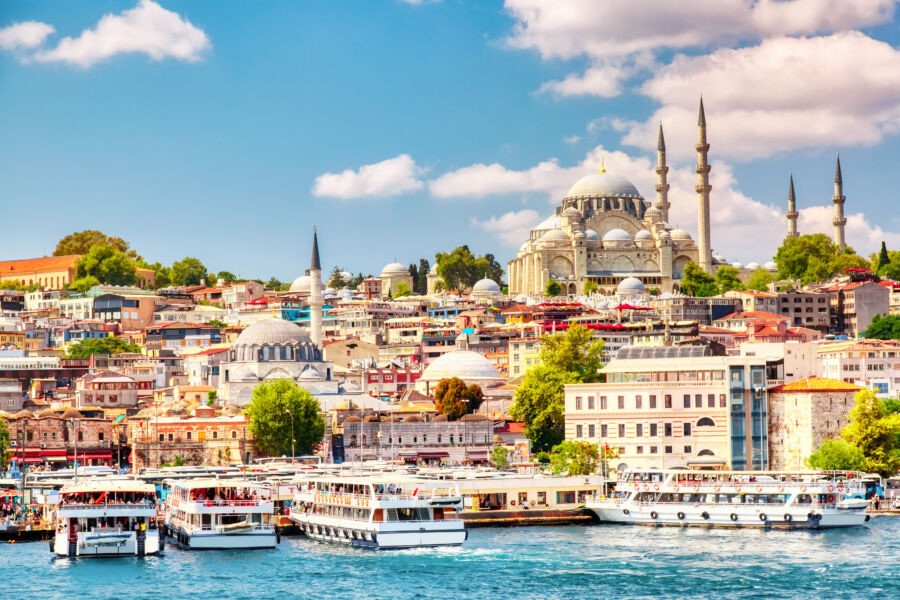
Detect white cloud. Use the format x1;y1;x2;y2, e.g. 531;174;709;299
312;154;425;199
623;32;900;160
563;134;581;144
0;21;54;51
471;209;542;247
799;205;900;255
504;0;896;97
32;0;210;67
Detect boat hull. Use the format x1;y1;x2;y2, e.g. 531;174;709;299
53;532;161;557
165;524;277;550
290;516;466;549
588;503;867;529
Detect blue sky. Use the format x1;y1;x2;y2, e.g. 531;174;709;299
3;1;900;283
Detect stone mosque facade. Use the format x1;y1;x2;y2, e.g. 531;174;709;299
508;100;713;297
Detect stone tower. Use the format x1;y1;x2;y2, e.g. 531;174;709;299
695;97;713;274
655;123;671;222
832;154;847;250
309;228;323;348
786;171;799;239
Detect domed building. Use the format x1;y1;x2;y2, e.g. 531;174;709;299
415;349;504;395
508;106;716;296
470;277;501;301
379;261;413;298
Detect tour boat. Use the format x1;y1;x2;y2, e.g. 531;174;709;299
587;469;868;529
51;479;161;557
162;479;278;549
289;476;467;549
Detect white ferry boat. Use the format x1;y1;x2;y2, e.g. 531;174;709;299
163;479;278;549
289;476;467;549
587;469;868;529
51;480;160;557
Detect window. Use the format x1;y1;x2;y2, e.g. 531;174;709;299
649;395;657;409
187;431;192;440
650;446;658;454
683;423;692;436
168;433;174;441
576;425;583;438
537;491;546;505
683;394;691;408
600;396;607;410
556;491;577;504
588;396;595;410
601;424;608;437
98;432;104;442
636;446;644;454
232;430;237;439
650;423;658;437
635;395;642;409
684;445;692;454
708;394;715;408
664;423;672;437
618;424;625;437
636;424;643;437
697;417;715;427
695;394;702;408
158;434;164;442
665;445;673;454
575;396;582;410
588;424;595;437
77;431;83;442
664;395;672;409
719;394;727;408
617;396;625;409
213;431;218;439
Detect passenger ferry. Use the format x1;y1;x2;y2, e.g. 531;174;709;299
587;469;868;529
163;479;278;549
289;476;467;549
51;480;160;557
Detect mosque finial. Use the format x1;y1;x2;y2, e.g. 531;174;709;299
599;156;606;173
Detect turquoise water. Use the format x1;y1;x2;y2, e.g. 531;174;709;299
2;520;898;599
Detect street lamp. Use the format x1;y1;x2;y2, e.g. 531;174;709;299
287;409;295;463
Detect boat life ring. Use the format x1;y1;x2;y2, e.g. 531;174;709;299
734;485;742;493
730;513;738;522
530;500;536;507
643;484;650;492
623;509;630;515
650;511;659;519
865;514;871;522
784;514;793;522
510;500;516;506
827;495;835;504
755;485;763;493
713;484;721;493
673;484;680;492
799;485;807;493
759;513;768;522
701;511;710;520
693;484;700;493
836;483;844;492
827;485;834;493
677;512;686;520
777;484;785;493
653;483;660;492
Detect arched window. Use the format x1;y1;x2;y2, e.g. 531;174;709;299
696;417;716;427
698;449;715;456
98;432;104;441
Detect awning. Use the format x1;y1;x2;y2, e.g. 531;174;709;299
114;414;127;424
417;452;449;458
41;449;66;457
68;451;113;460
45;455;68;462
686;458;727;466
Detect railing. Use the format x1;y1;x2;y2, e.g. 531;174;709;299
172;497;268;508
299;491;441;506
60;502;157;510
623;480;862;492
167;516;272;534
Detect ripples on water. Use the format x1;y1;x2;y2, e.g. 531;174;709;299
2;519;897;600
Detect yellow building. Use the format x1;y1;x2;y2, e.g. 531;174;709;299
0;331;26;349
0;255;79;289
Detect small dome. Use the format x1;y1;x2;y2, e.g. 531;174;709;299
335;400;358;411
472;278;501;295
323;287;336;295
13;409;33;419
403;415;422;423
421;350;502;383
433;414;449;422
565;172;641;199
363;415;380;422
380;262;409;277
289;274;310;292
765;261;777;271
234;318;312;347
732;262;744;269
602;228;632;242
533;214;561;231
584;229;600;241
518;241;529;252
299;366;321;380
634;230;653;241
60;408;82;419
340;271;353;281
645;207;662;217
460;413;489;422
713;253;727;263
670;228;692;241
338;289;354;301
616;277;645;294
342;416;362;423
746;262;761;270
561;207;580;217
541;229;570;243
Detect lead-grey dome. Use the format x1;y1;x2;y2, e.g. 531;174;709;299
234;318;312;347
565;172;641;199
472;278;501;295
380;262;409;277
602;228;632;242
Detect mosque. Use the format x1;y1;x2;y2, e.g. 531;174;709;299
507;99;850;297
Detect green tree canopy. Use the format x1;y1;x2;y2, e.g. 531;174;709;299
775;234;869;285
549;440;599;476
71;276;100;293
171;257;208;287
806;439;868;471
394;281;412;297
136;261;171;289
246;379;325;457
54;230;135;258
0;418;9;469
545;280;562;297
75;245;138;286
491;446;509;469
215;271;238;284
433;377;484;420
266;277;287;291
878;241;890;270
842;389;900;476
583;280;598;296
864;314;900;340
746;268;776;291
680;261;718;296
715;265;745;292
327;266;345;289
434;245;505;292
539;324;605;383
510;365;577;452
416;259;430;294
65;336;141;358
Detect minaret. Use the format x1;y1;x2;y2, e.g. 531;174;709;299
786;171;799;239
832;153;847;250
309;228;323;348
655;122;671;222
695;97;713;274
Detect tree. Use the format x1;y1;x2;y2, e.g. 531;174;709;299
54;230;134;258
864;314;900;340
75;244;138;286
434;245;504;292
246;379;325;457
775;234;870;285
481;253;505;286
207;390;218;406
266;277;286;291
327;266;345;289
215;271;238;284
510;365;577;452
71;276;100;293
136;260;172;289
206;319;227;330
680;261;718;296
878;241;890;271
841;389;900;476
433;378;484;420
806;440;868;471
882;397;900;415
416;259;430;294
408;263;419;294
539;324;605;383
746;268;775;292
549;440;599;476
491;446;509;469
880;262;900;281
0;418;9;470
545;280;562;297
394;281;412;297
65;336;141;358
715;265;745;292
583;281;598;296
171;257;208;287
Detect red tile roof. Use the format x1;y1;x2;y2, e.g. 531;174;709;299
0;255;79;275
769;377;863;394
715;311;787;321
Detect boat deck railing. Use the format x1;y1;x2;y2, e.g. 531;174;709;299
167;516;273;534
297;510;456;525
59;502;157;510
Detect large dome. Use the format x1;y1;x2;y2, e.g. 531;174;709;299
380;262;409;277
234;318;312;347
289;274;310;292
565;172;641;200
472;278;501;295
602;228;632;242
617;276;646;294
421;351;503;383
541;228;570;243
